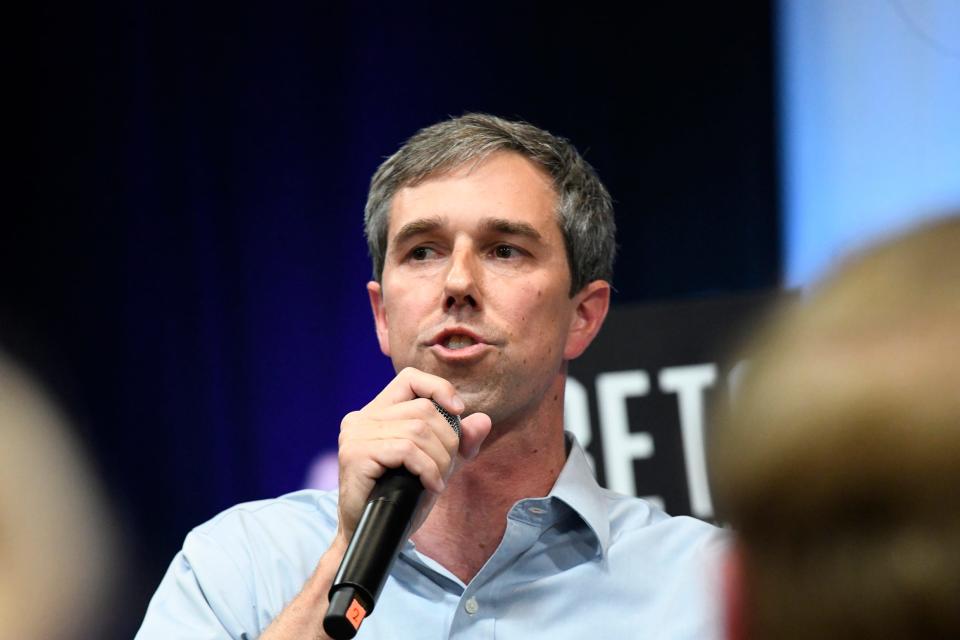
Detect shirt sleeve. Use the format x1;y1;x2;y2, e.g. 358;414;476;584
135;529;260;640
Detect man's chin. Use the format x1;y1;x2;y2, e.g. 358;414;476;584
447;380;492;408
394;358;504;415
410;357;488;385
433;377;499;418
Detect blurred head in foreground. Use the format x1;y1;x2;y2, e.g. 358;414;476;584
0;350;116;639
712;214;960;640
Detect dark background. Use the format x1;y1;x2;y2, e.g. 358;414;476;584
9;3;779;635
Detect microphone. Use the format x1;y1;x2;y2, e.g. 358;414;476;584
323;400;462;639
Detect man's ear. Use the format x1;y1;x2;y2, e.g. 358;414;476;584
563;280;611;360
367;281;391;357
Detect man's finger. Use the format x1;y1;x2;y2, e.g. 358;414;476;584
367;367;465;416
350;398;460;453
458;412;492;460
340;437;447;495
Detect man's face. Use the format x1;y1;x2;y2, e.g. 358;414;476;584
368;151;606;424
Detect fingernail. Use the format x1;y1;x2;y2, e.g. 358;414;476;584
451;395;465;414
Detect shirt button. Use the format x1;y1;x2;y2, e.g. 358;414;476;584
464;596;479;615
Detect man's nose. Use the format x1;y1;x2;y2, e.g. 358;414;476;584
443;247;481;311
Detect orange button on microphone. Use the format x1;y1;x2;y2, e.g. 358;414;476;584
346;598;367;630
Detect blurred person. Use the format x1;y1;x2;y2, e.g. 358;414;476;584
711;214;960;639
0;349;117;640
137;114;724;638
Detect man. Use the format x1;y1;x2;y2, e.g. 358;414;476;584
137;114;723;638
711;214;960;639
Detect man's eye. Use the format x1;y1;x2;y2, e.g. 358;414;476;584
410;246;433;260
494;245;516;259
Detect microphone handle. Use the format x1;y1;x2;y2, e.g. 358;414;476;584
323;468;424;639
323;400;460;638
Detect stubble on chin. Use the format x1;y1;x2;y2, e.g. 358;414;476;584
410;357;509;420
398;350;555;425
447;365;554;427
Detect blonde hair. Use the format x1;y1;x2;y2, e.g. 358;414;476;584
712;215;960;639
0;352;117;639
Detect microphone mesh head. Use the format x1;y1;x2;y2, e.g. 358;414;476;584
431;401;462;440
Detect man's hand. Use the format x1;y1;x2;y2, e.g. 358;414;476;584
335;367;491;547
262;367;491;640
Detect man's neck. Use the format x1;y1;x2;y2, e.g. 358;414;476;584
411;386;568;584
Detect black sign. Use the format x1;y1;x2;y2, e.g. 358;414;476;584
566;290;783;520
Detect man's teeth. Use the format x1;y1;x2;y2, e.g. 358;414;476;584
444;335;476;350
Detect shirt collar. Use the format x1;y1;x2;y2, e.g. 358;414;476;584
546;431;611;558
404;432;612;561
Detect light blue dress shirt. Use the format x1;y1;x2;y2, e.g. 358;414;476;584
136;436;725;639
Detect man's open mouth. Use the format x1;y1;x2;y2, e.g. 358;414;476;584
444;335;477;350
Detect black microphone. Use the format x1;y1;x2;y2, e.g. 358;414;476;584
323;400;462;639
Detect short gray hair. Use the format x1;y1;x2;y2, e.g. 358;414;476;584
364;113;616;295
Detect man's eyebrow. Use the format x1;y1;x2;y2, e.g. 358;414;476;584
390;216;544;250
480;217;543;241
391;217;444;248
